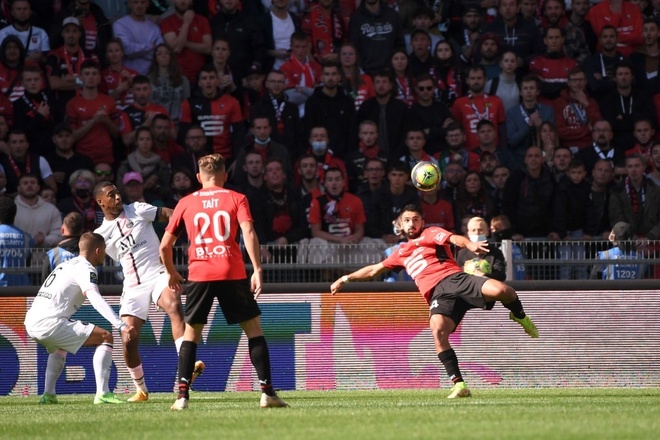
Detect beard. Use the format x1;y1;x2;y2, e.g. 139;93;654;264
403;228;421;240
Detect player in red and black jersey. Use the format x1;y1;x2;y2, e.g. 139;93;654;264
160;153;288;410
331;204;538;399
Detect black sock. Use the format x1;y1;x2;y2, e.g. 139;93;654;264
177;341;197;399
503;298;525;319
249;336;275;396
438;348;463;384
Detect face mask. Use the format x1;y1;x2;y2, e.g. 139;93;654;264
74;188;90;199
311;141;327;154
491;229;512;242
469;234;487;243
254;136;270;146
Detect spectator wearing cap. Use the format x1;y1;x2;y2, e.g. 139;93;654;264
482;0;544;64
240;61;266;120
46;123;94;199
147;43;191;127
609;154;660;240
112;0;164;75
209;0;266;85
0;0;49;64
56;168;104;232
590;222;647;280
453;6;483;64
301;0;345;64
46;17;100;119
12;65;55;155
50;0;112;57
474;33;501;80
405;7;443;55
160;0;212;84
408;28;434;78
348;0;404;75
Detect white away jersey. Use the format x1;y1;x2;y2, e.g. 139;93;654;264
95;202;164;287
24;256;99;331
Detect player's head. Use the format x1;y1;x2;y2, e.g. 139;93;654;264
0;196;17;225
197;154;227;186
62;211;85;238
78;232;107;266
397;204;425;240
94;181;123;216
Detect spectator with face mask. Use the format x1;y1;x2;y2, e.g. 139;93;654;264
57;169;104;232
456;216;506;282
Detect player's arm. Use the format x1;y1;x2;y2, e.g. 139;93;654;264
239;219;263;297
450;234;489;254
85;286;136;339
330;262;388;295
159;230;185;292
157;207;174;222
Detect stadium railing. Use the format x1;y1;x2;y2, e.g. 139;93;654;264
1;239;659;285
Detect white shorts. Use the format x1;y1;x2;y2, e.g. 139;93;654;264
27;318;95;354
119;272;170;320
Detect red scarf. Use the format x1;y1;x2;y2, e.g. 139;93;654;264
359;142;380;159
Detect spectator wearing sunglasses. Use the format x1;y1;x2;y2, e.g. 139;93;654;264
94;163;115;184
46;123;94;200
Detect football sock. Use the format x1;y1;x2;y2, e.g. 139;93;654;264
177;341;197;400
44;350;67;395
175;337;183;354
93;343;113;394
438;348;463;384
128;364;148;393
503;298;526;319
248;336;275;396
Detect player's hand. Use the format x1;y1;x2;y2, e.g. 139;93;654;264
121;323;137;341
167;271;185;293
251;271;263;299
330;278;344;295
466;240;489;255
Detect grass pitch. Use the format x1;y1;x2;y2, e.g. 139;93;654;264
1;388;659;440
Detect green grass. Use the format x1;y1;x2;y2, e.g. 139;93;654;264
1;389;659;440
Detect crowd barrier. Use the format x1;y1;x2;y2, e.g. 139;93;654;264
1;281;658;396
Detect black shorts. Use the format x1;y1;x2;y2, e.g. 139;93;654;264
184;279;261;325
429;272;489;326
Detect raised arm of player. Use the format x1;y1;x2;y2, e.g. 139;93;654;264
330;262;388;295
159;231;185;293
450;234;489;255
158;207;174;222
240;220;264;298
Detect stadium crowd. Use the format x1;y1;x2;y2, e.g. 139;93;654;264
1;0;660;284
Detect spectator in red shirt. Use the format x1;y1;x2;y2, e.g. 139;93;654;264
586;0;643;57
66;60;120;166
529;26;577;102
161;0;212;84
151;114;185;166
118;75;171;147
301;0;345;63
280;32;322;117
100;38;138;111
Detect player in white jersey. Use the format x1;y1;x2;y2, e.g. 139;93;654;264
93;181;202;402
24;232;137;405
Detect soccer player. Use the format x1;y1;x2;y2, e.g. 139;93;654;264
24;232;137;404
160;153;288;410
93;182;202;402
330;204;539;399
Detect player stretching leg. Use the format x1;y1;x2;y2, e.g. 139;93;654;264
25;233;137;404
160;154;288;410
331;205;538;399
94;182;203;402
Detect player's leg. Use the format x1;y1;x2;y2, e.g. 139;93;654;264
240;316;288;408
83;325;123;403
171;282;213;410
481;279;539;338
120;287;153;399
41;349;66;404
429;308;471;399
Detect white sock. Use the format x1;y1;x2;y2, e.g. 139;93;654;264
44;350;67;395
175;337;183;354
128;364;148;393
93;343;113;395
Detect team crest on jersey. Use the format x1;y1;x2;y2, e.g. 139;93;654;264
126;220;134;228
90;272;98;284
434;232;447;242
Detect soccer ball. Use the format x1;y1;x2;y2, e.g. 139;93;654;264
411;161;441;192
464;258;492;276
